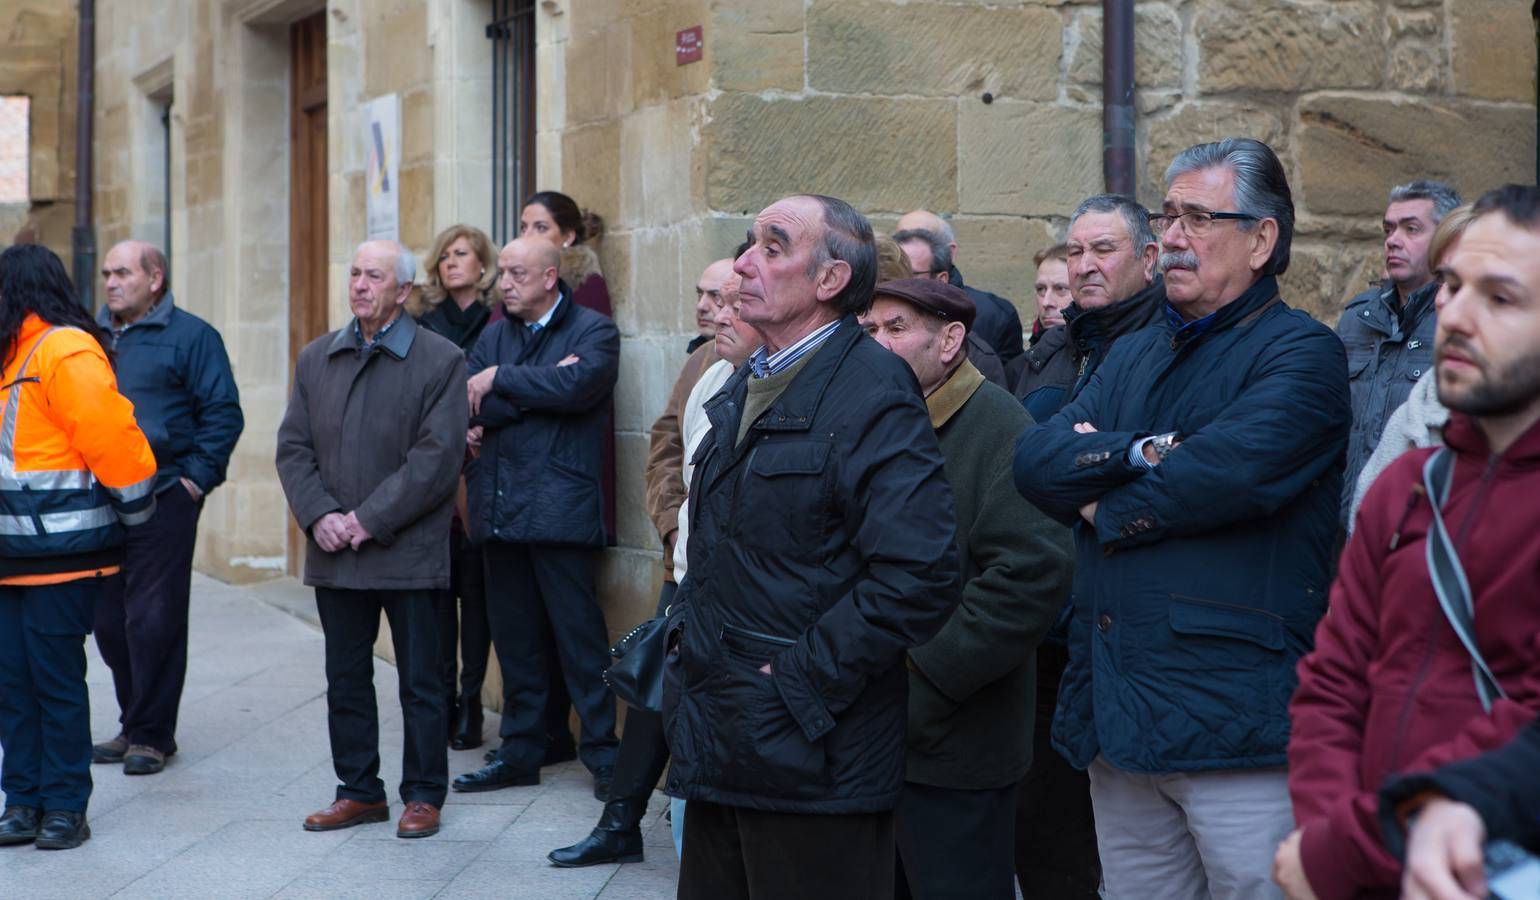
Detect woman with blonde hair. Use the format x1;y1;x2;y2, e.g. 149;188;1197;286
416;224;497;751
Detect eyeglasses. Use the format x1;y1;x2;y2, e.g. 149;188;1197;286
1147;211;1257;237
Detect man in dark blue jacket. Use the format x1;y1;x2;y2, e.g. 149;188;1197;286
90;240;243;777
453;237;621;800
1013;139;1349;900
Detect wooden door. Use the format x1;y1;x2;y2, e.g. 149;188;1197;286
288;11;329;576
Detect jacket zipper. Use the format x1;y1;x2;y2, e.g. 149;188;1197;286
720;621;796;646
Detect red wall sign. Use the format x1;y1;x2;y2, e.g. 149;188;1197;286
676;25;703;66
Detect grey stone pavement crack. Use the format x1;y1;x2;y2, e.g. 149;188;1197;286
0;574;677;899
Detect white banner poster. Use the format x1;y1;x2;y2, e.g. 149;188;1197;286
365;94;400;241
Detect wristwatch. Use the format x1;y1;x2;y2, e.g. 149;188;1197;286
1149;432;1180;462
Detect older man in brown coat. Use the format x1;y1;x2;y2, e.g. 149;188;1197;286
276;239;468;840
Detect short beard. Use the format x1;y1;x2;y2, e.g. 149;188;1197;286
1438;336;1540;418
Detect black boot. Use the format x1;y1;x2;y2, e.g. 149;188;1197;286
547;798;645;868
0;806;40;845
34;811;90;850
451;692;484;751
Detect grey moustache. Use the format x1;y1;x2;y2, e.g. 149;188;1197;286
1159;251;1200;272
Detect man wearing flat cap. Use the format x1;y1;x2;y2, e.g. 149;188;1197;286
861;278;1073;899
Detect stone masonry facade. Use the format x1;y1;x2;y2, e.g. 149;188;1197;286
57;0;1540;703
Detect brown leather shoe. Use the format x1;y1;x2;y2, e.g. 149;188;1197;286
303;798;389;832
396;801;440;839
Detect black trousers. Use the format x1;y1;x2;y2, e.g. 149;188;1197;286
315;588;448;807
432;529;490;704
605;580;675;807
678;799;896;900
483;543;617;772
0;579;100;813
93;484;202;753
1013;642;1101;899
896;781;1018;900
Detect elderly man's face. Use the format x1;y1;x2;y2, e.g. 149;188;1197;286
1035;258;1072;328
695;258;735;338
1068;211;1154;310
1157;165;1273;317
860;296;961;395
734;196;833;336
349;241;410;330
101;242;162;322
497;238;559;323
1384;198;1438;293
711;276;758;367
1434;213;1540;419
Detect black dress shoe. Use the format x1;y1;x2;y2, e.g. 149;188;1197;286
591;766;615;801
0;806;40;845
548;798;645;867
34;811;89;850
451;760;539;793
450;699;483;751
483;747;497;763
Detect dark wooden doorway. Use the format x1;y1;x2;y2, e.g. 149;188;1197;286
288;10;328;577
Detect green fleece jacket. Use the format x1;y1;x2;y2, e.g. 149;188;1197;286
906;361;1074;789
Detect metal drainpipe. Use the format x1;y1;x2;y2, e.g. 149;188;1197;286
1103;0;1136;196
72;0;96;310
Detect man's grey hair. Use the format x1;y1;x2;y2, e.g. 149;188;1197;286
1389;180;1463;224
1165;138;1295;276
1070;194;1157;251
138;243;169;299
930;217;956;245
798;194;877;316
357;240;417;286
891;228;954;276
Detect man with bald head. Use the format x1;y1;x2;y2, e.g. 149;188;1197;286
90;240;243;777
896;209;1025;365
278;239;467;837
453;236;622;800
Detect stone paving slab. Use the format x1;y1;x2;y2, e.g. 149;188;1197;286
0;574;678;899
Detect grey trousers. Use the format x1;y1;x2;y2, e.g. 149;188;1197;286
1087;755;1294;900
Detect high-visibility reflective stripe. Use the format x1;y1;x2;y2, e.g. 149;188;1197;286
118;499;155;527
105;475;156;503
0;505;117;536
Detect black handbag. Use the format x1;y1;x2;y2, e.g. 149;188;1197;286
603;614;668;714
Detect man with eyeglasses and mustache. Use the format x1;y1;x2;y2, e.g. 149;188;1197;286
1279;184;1540;900
1013;139;1349;900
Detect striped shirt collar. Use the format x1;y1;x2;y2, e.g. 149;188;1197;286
747;319;840;379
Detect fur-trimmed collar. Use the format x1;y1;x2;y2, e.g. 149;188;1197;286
561;244;603;286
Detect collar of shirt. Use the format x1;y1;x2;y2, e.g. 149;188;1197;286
747;318;840;379
527;295;562;333
1163;303;1217;341
354;310;402;351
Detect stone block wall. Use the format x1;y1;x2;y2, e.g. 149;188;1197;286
0;0;78;259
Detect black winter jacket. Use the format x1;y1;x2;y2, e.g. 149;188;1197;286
663;316;962;814
950;266;1025;366
466;287;619;546
98;294;244;495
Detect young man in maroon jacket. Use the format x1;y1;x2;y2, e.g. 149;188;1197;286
1276;183;1540;900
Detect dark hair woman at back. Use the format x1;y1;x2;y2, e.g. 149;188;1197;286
0;245;157;850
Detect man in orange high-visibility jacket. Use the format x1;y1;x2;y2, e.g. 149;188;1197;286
0;245;157;851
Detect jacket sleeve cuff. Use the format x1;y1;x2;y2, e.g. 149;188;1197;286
1300;817;1369;900
354;506;397;547
295;497;343;533
773;656;836;743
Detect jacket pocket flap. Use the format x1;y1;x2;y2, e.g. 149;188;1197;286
750;441;830;477
1168;596;1285;651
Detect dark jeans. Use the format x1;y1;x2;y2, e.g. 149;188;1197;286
897;781;1018;900
678;799;896;900
0;579;100;813
1014;642;1101;899
605;580;675;809
433;529;489;704
483;543;617;772
315;588;448;807
93;484;202;753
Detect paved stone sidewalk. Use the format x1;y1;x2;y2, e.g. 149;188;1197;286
0;574;677;899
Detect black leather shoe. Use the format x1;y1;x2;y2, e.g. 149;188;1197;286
451;760;539;793
34;811;89;850
450;698;483;751
0;806;40;845
548;798;645;867
591;766;615;802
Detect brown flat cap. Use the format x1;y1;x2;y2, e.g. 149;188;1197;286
871;277;977;331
